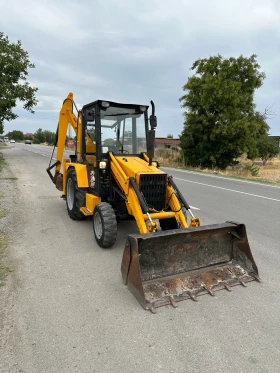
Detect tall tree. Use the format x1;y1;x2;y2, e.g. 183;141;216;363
33;128;45;144
43;130;56;145
5;130;24;141
179;54;269;169
0;32;38;134
256;136;279;166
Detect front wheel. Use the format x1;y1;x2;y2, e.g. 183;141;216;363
93;203;117;248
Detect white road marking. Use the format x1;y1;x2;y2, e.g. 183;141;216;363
175;177;280;202
164;167;280;189
189;205;200;210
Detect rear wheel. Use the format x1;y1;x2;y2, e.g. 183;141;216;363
93;203;117;248
66;168;87;220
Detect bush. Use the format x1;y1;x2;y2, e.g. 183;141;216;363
244;163;259;176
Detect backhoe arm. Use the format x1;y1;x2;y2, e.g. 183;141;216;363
55;92;80;174
46;92;82;189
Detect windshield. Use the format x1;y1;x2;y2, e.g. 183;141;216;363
100;105;147;154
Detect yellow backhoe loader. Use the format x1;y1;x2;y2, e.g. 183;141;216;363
47;93;260;312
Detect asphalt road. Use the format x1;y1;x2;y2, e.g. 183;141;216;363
1;143;280;373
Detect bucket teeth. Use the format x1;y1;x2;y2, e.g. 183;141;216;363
147;302;157;314
237;277;247;287
203;285;215;296
169;297;178;308
222;281;232;292
185;291;198;302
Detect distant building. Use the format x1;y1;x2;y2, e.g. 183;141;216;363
25;133;33;138
155;137;181;150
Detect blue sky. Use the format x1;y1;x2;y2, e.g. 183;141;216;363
1;0;280;136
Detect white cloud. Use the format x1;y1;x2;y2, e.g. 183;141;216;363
1;0;280;135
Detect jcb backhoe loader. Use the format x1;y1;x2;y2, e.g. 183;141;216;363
47;93;260;312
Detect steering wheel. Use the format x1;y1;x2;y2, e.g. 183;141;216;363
120;149;129;154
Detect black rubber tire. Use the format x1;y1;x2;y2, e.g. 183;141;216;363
159;207;188;231
66;168;87;220
93;203;117;248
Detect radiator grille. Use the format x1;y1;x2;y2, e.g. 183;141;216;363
139;174;167;212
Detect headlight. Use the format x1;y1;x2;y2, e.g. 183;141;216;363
99;161;107;169
101;101;110;108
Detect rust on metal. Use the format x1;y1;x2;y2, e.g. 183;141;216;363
53;172;63;191
121;222;260;312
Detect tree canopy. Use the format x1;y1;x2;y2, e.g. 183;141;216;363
0;32;38;134
179;54;269;169
33;128;45;144
5;130;24;141
256;136;279;165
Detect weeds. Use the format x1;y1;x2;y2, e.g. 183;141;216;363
243;163;260;176
0;177;18;180
0;234;9;286
0;209;6;218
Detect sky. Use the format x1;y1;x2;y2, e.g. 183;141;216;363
1;0;280;137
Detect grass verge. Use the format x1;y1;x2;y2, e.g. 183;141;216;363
0;234;10;286
0;152;10;285
156;150;280;186
0;177;18;180
0;156;6;171
0;209;6;218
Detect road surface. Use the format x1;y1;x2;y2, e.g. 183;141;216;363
1;144;280;373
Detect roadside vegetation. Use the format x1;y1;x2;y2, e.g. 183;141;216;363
1;34;279;185
0;234;9;286
0;152;9;285
155;148;280;184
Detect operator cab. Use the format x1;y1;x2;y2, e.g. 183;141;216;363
83;100;149;159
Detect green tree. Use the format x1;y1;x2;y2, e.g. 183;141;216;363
43;130;56;145
179;54;269;169
5;130;24;141
256;136;279;165
167;134;173;138
33;128;45;144
0;32;38;134
103;138;115;146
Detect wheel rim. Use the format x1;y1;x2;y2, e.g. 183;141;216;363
94;212;103;239
67;178;74;210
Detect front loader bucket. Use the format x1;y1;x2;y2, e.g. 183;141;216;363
121;222;260;313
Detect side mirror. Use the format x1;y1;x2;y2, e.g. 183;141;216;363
84;109;95;122
149;100;157;129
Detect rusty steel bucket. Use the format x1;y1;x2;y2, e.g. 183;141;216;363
121;222;260;313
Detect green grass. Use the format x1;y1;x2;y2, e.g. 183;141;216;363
0;157;6;171
176;166;280;186
0;177;18;180
0;209;6;218
0;235;10;286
